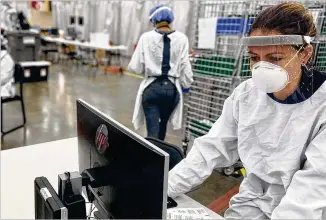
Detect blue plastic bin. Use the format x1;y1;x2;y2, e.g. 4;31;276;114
216;17;254;35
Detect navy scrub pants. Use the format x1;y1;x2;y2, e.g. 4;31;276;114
142;78;179;141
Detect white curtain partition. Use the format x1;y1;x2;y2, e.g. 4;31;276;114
0;1;31;30
50;0;195;57
1;0;194;57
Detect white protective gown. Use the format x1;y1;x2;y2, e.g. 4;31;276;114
128;30;193;130
168;79;326;219
1;50;15;98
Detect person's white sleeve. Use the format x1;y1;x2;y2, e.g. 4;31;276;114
271;125;326;219
0;51;14;86
168;92;239;198
179;37;193;89
128;35;144;74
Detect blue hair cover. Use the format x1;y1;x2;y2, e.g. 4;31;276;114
149;4;174;24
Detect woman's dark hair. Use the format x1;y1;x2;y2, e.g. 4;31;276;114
249;2;317;38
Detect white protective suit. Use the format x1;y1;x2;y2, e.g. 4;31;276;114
128;30;193;130
1;50;15;98
168;79;326;219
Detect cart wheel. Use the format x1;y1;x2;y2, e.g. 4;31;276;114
223;166;234;176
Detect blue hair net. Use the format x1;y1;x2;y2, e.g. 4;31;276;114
149;4;174;24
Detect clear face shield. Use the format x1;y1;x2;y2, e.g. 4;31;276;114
241;35;314;94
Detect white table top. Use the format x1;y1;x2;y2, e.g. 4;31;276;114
0;138;222;219
20;61;51;67
42;36;127;51
1;138;78;219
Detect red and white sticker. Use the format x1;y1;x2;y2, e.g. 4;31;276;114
24;69;31;78
41;68;47;77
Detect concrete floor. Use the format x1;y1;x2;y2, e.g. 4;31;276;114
1;63;183;149
1;62;240;212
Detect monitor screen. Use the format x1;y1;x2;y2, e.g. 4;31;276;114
51;28;59;36
77;99;169;219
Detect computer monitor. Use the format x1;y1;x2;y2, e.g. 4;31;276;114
34;177;68;219
51;28;59;36
17;11;30;30
66;27;77;40
76;99;169;220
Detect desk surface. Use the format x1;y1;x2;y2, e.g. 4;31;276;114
0;138;222;219
42;36;127;51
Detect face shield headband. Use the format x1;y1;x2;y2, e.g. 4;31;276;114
242;35;314;46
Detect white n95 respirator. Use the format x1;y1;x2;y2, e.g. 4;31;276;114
251;61;290;93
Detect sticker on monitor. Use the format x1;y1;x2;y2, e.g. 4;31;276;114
41;68;47;77
95;124;109;154
24;69;31;78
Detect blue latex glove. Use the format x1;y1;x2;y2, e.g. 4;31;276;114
182;88;190;93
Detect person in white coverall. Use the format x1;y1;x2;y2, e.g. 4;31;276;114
168;2;326;219
128;4;193;141
1;37;15;98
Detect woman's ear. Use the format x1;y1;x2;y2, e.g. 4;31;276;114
301;44;313;64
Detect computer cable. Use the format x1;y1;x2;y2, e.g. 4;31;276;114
86;203;94;220
63;172;73;201
62;171;87;219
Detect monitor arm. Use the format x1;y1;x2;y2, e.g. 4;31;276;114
56;167;112;219
58;166;111;207
81;166;111;189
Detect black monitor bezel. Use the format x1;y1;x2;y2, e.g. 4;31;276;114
76;99;169;220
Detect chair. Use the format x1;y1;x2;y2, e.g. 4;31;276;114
145;137;201;194
41;38;59;63
1;63;26;135
145;137;185;170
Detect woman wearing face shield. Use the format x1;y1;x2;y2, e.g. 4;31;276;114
128;5;193;141
168;2;326;219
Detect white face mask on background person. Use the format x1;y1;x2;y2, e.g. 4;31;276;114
251;61;290;93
